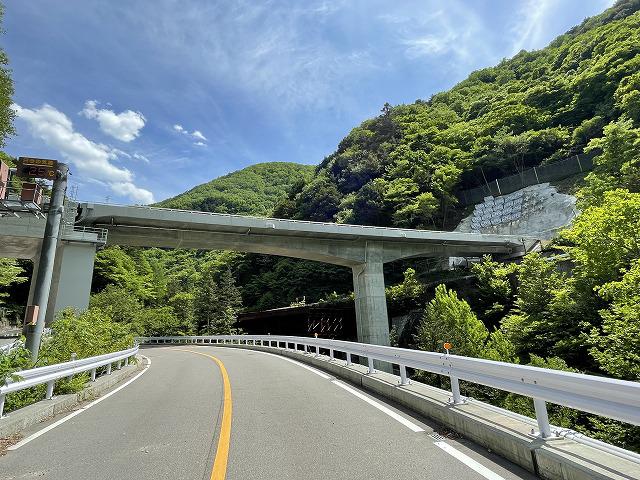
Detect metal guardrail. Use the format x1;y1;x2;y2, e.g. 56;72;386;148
138;335;640;439
0;345;138;417
62;225;108;244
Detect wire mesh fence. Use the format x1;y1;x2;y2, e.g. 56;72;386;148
457;152;597;206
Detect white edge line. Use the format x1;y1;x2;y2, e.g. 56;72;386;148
331;380;424;433
8;355;151;451
233;348;331;379
434;441;506;480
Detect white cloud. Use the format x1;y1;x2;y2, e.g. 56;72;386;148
133;153;150;163
509;0;556;55
403;35;449;58
126;0;374;110
13;103;154;204
173;123;208;145
110;181;155;203
81;100;146;142
192;130;207;141
379;5;487;64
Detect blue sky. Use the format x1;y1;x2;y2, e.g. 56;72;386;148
5;0;614;204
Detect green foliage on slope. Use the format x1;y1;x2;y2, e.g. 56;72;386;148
275;1;640;228
156;162;314;216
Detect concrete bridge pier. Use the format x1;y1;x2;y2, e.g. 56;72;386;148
26;241;98;325
351;242;390;347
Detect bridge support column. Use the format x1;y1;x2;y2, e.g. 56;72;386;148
44;241;98;324
351;242;390;347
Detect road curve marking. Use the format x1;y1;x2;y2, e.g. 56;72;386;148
8;355;151;451
434;441;506;480
176;349;232;480
331;379;425;432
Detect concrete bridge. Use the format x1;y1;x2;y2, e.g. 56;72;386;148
0;201;536;345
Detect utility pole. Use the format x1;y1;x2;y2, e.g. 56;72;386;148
24;162;69;362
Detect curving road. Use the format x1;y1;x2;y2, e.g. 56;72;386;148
0;346;536;480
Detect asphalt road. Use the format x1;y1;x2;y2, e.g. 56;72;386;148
0;346;536;480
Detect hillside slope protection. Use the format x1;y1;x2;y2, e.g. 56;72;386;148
157;162;314;216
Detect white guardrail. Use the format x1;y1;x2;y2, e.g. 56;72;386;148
138;335;640;440
0;345;138;417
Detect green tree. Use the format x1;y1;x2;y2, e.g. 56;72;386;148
89;285;142;324
471;255;517;326
415;284;488;357
194;266;242;334
578;120;640;208
563;189;640;286
589;259;640;380
39;308;133;365
0;258;27;304
501;253;591;363
0;4;15;147
133;306;192;337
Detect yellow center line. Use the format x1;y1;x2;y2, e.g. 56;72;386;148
175;349;232;480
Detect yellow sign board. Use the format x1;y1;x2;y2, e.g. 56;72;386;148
16;157;59;179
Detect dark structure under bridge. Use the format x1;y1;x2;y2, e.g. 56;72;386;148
237;304;357;340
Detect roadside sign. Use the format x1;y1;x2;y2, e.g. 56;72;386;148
16;157;59;179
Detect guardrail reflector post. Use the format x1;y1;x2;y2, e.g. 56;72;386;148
534;398;552;438
450;376;462;404
368;357;375;374
0;393;5;417
91;368;97;382
46;380;55;400
346;352;352;365
400;365;409;385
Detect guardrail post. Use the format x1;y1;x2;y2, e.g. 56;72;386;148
315;345;320;357
368;357;375;374
116;360;122;370
399;365;409;385
124;357;129;367
90;368;97;382
106;363;112;375
294;342;298;351
45;380;55;400
0;394;5;418
534;398;552;438
346;352;352;365
304;344;307;353
450;376;462;404
329;349;334;361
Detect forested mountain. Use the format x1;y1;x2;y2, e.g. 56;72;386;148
157;162;314;215
274;0;640;229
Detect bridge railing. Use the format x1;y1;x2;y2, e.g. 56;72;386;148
138;335;640;439
0;345;138;417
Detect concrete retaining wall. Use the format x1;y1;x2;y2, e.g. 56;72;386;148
218;344;640;480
